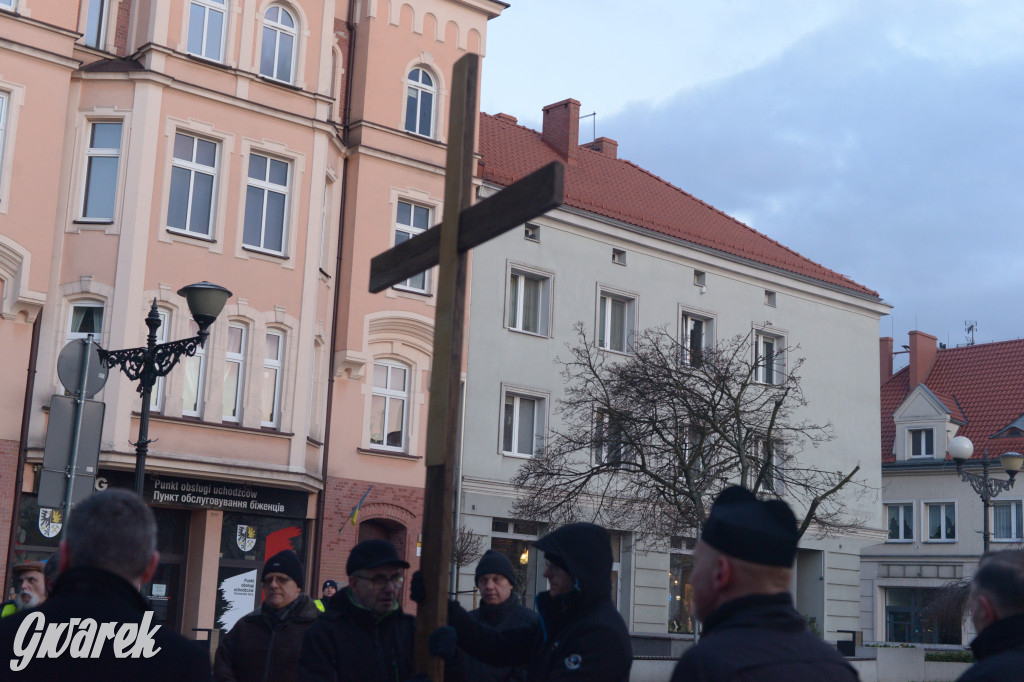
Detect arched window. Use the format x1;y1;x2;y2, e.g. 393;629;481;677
187;0;227;62
260;5;297;83
404;68;435;137
370;360;409;451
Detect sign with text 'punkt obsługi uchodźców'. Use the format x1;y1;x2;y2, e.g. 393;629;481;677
96;470;307;517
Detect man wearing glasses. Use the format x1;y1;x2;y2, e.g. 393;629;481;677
215;549;320;682
299;539;417;682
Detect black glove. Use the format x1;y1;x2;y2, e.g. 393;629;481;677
410;570;425;604
428;625;458;663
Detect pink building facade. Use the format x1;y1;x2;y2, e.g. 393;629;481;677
0;0;502;636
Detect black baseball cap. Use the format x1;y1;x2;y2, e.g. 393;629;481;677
346;539;410;576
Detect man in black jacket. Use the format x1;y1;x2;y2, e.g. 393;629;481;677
0;489;212;682
671;486;858;682
463;549;539;682
957;549;1024;681
214;549;320;682
441;522;632;681
298;539;415;682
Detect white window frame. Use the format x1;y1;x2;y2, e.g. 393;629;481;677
393;200;431;293
924;500;957;543
187;0;227;62
370;360;409;452
595;409;629;465
222;323;246;423
67;301;105;342
182;320;206;417
80;120;123;222
149;310;170;413
0;92;8;194
992;500;1024;543
0;0;15;12
259;5;297;84
885;501;915;543
754;330;785;385
404;68;436;138
261;329;284;428
680;310;712;367
83;0;109;49
243;152;290;255
167;132;218;239
506;265;552;337
597;288;636;354
501;387;547;458
908;428;935;458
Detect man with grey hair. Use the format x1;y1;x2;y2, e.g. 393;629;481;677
0;488;211;680
958;549;1024;681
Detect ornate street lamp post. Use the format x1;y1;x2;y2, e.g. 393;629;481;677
948;435;1024;553
97;282;232;495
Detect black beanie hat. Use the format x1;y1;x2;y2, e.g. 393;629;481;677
701;486;799;567
263;550;305;589
322;579;338;591
346;539;410;575
475;549;517;587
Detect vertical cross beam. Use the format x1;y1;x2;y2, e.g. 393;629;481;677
414;52;479;679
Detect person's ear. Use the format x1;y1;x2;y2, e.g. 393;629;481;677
973;593;999;630
712;554;733;593
140;551;160;585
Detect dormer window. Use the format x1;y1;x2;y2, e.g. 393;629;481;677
909;428;934;458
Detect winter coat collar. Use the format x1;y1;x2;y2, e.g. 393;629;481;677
243;593;319;625
50;566;150;612
702;592;804;637
476;595;519;625
970;614;1024;660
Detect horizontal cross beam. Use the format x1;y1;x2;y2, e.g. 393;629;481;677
369;161;564;293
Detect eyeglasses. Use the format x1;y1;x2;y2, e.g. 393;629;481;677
354;572;405;590
262;575;294;586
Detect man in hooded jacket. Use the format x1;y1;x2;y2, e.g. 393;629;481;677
437;522;632;682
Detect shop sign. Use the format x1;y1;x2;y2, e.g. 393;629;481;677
96;471;307;517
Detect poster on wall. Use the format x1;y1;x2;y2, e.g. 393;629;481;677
216;568;257;632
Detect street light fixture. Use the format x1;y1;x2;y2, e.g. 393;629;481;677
948;435;1024;553
97;282;232;495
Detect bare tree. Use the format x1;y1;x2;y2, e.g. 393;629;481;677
511;325;868;541
451;525;486;576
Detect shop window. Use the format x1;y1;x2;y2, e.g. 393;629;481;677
885;587;962;645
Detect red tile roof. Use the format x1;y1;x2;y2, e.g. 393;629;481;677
881;338;1024;463
478;112;879;297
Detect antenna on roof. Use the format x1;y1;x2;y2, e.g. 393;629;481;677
965;321;977;346
579;111;596;143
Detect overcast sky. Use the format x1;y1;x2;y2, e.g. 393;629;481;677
480;1;1024;355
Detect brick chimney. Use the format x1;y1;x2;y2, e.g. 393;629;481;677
581;136;618;159
542;98;581;165
908;331;938;389
880;337;893;384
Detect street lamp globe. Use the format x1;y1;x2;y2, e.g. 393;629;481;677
1000;452;1024;479
177;281;232;334
948;435;974;462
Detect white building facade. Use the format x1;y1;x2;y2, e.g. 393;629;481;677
456;102;891;645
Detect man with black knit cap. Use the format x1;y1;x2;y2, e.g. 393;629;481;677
435;522;632;681
462;549;539;681
215;549;320;682
298;538;418;681
671;486;858;682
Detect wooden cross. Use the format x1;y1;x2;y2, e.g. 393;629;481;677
368;53;563;679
